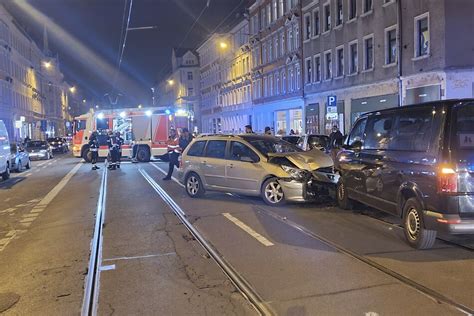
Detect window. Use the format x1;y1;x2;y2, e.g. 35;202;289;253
363;0;372;13
294;24;299;49
336;47;344;77
336;0;343;26
364;35;374;70
269;75;274;96
313;8;320;37
187;71;193;80
188;87;194;96
281;70;287;93
348;0;357;20
262;42;267;64
295;64;301;90
385;26;397;65
287;27;293;52
349;41;358;74
266;4;271;25
383;0;394;4
280;31;285;56
269;40;273;61
262;8;267;28
364;115;394;150
304;13;312;40
205;140;227;159
389;109;434;152
275;73;280;94
230;141;260;162
273;0;278;21
305;58;312;84
348;118;367;146
274;36;279;59
324;51;332;80
314;55;321;82
324;3;331;32
279;0;284;17
415;13;429;57
187;141;206;157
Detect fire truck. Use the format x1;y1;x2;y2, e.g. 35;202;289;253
72;108;170;162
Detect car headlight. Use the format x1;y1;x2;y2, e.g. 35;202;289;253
40;149;47;153
281;165;309;181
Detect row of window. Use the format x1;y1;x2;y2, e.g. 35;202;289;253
223;56;251;82
257;22;300;66
222;84;252;107
250;0;300;35
254;63;302;100
188;139;259;163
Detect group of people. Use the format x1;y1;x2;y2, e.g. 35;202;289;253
88;131;124;171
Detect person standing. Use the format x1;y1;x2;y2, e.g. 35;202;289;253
329;125;344;161
163;128;180;180
115;131;124;169
264;126;272;135
179;128;193;152
244;125;254;134
107;131;119;170
89;132;100;170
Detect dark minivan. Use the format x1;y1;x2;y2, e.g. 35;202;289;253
336;99;474;249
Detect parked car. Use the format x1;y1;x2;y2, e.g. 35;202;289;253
180;135;338;206
47;137;69;153
281;135;300;145
0;120;11;180
336;99;474;249
25;140;53;160
10;143;31;172
297;134;330;152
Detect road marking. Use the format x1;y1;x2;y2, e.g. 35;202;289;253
6;230;16;237
99;264;115;271
28;198;41;203
16;203;28;207
19;217;36;223
223;213;274;247
0;208;16;214
20;222;32;228
24;173;32;177
149;162;184;187
22;213;39;218
103;252;177;262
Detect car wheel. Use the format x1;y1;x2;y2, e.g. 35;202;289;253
25;160;31;170
336;178;353;210
403;198;437;249
137;147;150;162
2;164;10;180
185;173;204;198
261;177;285;206
82;148;92;162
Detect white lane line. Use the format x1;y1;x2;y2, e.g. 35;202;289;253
22;213;39;218
149;162;184;187
20;222;32;228
28;198;41;203
24;173;32;177
6;230;16;237
222;213;274;247
16;203;28;207
35;161;48;167
0;208;16;214
19;217;36;223
103;252;176;262
99;265;116;271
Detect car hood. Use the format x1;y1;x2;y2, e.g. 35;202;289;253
268;149;333;170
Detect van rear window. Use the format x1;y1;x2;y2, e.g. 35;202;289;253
453;105;474;150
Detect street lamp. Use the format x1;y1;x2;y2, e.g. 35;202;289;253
69;86;76;93
138;104;142;109
167;79;174;86
83;99;86;103
43;61;51;68
219;41;228;49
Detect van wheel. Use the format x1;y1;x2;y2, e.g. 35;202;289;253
262;177;285;206
137;147;150;162
185;173;204;198
2;164;10;180
403;198;437;249
336;178;353;210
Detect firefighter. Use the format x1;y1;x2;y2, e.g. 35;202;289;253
163;128;180;180
107;131;119;170
115;131;124;168
89;132;100;170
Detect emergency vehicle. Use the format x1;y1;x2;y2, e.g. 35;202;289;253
72;108;170;162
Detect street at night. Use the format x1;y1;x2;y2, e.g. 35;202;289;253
0;0;473;315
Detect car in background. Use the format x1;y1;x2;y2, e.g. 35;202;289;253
281;135;300;145
180;134;338;206
297;135;330;152
336;99;474;249
25;140;53;160
0;120;11;180
47;137;69;153
10;143;31;172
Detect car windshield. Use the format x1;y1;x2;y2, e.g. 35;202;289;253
244;137;303;156
282;136;300;145
27;141;47;148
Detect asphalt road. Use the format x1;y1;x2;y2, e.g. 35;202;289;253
0;155;473;315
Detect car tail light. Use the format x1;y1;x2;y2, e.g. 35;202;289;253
437;166;458;193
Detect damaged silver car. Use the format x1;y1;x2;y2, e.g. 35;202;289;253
179;134;339;206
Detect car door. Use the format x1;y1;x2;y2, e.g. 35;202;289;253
201;140;228;188
339;118;367;199
359;113;396;212
225;141;263;193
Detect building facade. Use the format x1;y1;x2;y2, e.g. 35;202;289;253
220;20;252;134
301;0;474;134
249;0;304;135
155;48;201;131
0;5;70;141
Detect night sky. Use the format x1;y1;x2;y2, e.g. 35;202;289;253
3;0;250;106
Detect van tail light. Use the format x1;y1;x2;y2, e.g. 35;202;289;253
437;166;458;193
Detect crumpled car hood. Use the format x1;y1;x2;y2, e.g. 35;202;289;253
268;149;333;170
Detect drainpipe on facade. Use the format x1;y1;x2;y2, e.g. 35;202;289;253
397;0;403;107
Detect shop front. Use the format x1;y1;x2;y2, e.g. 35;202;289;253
252;98;304;135
305;103;320;135
350;93;399;125
324;100;345;135
405;85;441;105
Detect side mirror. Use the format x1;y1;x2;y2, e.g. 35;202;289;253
351;140;363;151
240;156;254;163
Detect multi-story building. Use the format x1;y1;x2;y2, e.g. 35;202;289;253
301;0;474;134
249;0;304;135
0;5;70;140
220;20;252;134
155;48;200;131
197;33;228;133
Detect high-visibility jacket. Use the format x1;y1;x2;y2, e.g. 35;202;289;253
166;137;180;153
